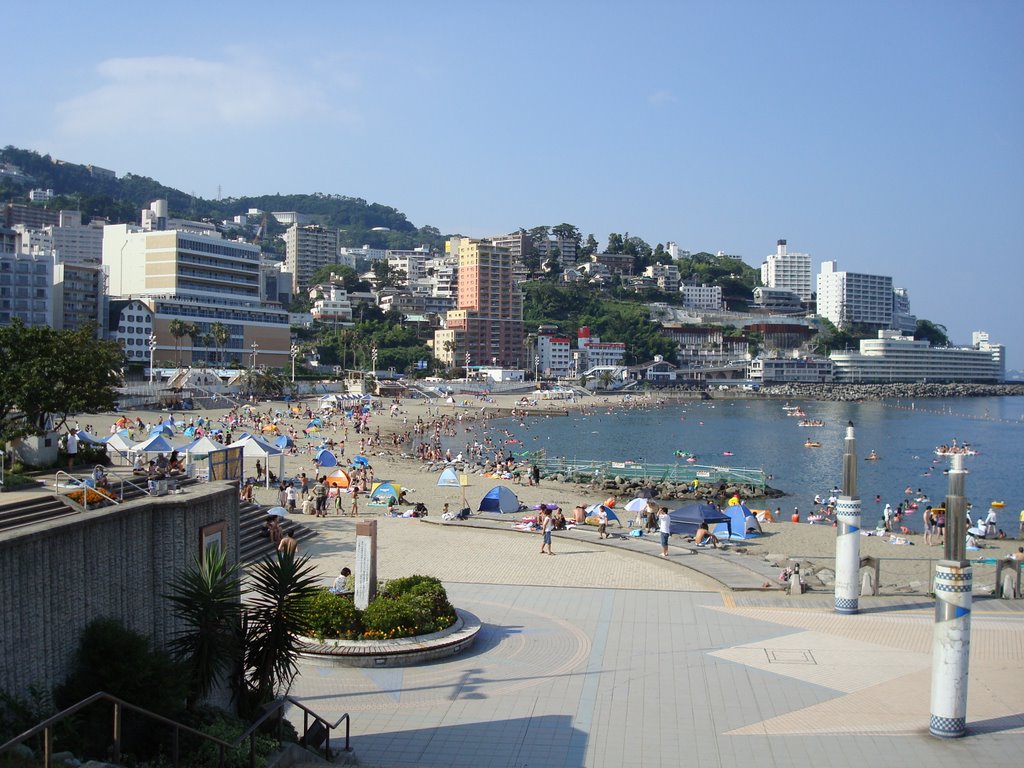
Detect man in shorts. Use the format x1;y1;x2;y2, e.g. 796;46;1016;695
597;506;608;539
658;506;671;556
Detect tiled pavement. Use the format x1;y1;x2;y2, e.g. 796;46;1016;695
288;517;1024;767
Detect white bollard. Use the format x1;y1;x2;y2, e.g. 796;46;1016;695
861;570;875;597
929;562;972;738
835;496;861;613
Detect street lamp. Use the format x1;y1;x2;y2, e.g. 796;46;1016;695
250;341;259;369
290;343;299;383
371;345;378;374
149;333;157;384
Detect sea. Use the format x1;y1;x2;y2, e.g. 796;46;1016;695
469;395;1024;532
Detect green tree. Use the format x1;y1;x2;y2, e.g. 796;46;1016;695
165;545;242;711
915;319;950;347
241;551;320;713
211;322;230;367
579;233;599;260
0;322;122;441
169;319;188;365
236;368;287;399
370;260;407;290
606;232;624;253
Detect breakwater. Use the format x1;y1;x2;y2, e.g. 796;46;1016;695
761;382;1024;402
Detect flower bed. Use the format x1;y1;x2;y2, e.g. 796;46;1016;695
304;575;457;641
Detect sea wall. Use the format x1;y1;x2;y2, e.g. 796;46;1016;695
761;383;1024;402
0;483;239;700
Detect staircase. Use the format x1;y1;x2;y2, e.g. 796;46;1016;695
0;494;79;533
239;500;319;563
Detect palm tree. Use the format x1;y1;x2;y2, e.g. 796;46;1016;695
184;322;200;366
242;551;319;713
165;545;242;711
211;322;230;367
599;370;614;390
168;319;188;366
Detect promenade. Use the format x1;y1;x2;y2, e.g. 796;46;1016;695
287;514;1024;768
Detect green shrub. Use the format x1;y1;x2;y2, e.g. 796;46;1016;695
304;589;362;640
187;710;278;768
381;574;444;598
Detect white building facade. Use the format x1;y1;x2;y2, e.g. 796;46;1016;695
816;260;894;329
761;239;812;301
829;331;1005;383
680;283;723;310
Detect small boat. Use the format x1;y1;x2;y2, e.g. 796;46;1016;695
865;451;880;461
804;440;821;448
798;419;824;427
786;409;806;417
722;451;734;456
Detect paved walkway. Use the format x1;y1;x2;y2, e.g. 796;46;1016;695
287;516;1024;767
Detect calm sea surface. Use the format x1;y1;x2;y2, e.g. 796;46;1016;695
475;396;1024;530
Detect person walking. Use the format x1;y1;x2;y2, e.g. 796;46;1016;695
539;507;554;555
658;506;671;557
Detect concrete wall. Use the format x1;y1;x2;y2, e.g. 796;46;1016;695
0;483;239;700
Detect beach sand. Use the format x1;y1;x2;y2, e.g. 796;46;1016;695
81;392;1023;593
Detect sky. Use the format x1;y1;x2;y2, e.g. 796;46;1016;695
4;1;1023;367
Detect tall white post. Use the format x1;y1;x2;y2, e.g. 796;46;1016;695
930;454;971;738
354;519;378;610
834;422;861;614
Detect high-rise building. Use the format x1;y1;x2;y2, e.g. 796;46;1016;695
816;260;894;329
0;228;52;328
437;237;524;368
103;213;290;367
53;261;104;334
285;224;340;293
761;239;812;301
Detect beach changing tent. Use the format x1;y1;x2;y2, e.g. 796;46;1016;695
478;485;521;514
585;503;622;526
274;434;295;449
716;504;759;540
668;503;732;538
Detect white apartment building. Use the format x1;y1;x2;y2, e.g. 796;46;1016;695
29;188;55;203
338;245;387;268
285;224;340;293
680;283;723;310
537;334;572;378
644;263;680;292
830;330;1004;383
106;299;154;364
761;239;812;301
386;247;431;286
0;244;53;328
892;287;917;334
748;355;835;384
47;211;105;264
577;326;626;368
309;282;354;324
816;260;894;329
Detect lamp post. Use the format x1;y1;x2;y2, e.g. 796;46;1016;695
290;344;299;383
250;341;259;370
371;345;378;374
149;334;157;384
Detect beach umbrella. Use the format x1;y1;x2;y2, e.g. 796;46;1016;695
261;424;279;434
266;506;289;517
624;497;650;513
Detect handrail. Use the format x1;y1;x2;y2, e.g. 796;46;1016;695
0;690;351;766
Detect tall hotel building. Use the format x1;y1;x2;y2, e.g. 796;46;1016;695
816;260;894;330
285;224;340;293
438;238;523;368
103;201;289;367
760;239;812;301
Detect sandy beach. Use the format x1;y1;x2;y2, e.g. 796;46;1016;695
80;391;1023;593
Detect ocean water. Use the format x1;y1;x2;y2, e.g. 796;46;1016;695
472;396;1024;529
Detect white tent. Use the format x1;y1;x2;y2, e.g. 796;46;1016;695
227;434;285;487
103;432;136;465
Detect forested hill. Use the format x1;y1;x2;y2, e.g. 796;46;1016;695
0;146;443;250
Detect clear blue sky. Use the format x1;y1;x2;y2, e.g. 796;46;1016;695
5;1;1022;367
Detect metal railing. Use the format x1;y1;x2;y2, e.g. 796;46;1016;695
536;457;767;490
0;451;4;489
54;470;156;510
0;691;351;767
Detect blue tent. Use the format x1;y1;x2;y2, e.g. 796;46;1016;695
274;434;295;449
668;503;732;538
585;503;622;525
478;485;521;514
315;448;338;468
131;434;175;454
370;481;401;504
716;504;759;540
437;467;461;487
75;430;105;445
149;424;174;437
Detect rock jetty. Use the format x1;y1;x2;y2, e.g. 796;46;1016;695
761;382;1024;402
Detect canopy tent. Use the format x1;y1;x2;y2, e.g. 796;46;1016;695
325;468;351;488
314;448;338;468
103;431;136;465
227;434;285;488
668;503;732;538
585;503;622;526
130;434;176;456
478;485;521;514
369;481;402;505
181;435;224;462
716;504;760;540
74;429;105;446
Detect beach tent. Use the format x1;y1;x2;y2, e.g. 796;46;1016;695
478;485;521;514
351;455;370;467
103;431;136;465
182;435;223;461
149;424;174;438
261;424;279;434
325;468;351;488
369;481;402;505
75;430;105;446
437;467;461;487
716;504;759;540
314;448;338;468
227;434;285;488
585;503;622;526
668;503;732;538
274;434;295;449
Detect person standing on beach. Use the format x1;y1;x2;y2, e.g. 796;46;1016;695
65;430;78;470
923;506;933;546
539;506;554;555
350;485;360;517
658;506;671;556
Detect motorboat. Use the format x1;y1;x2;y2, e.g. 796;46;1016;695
804;440;821;448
